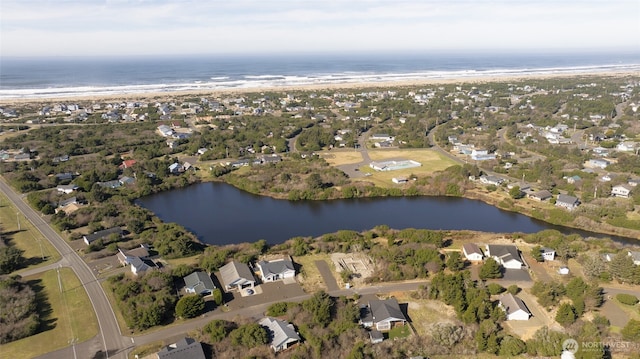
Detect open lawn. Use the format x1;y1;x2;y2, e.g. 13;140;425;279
387;291;457;337
388;324;411;339
1;268;98;358
0;194;60;273
358;149;457;187
320;151;364;166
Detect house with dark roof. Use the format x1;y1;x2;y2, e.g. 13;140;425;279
260;317;300;352
129;256;158;276
256;257;295;282
499;293;532;321
360;298;407;331
462;243;484;261
485;244;524;269
219;261;256;291
183;271;216;296
83;227;123;245
156;337;205;359
116;244;150;266
555;194;580;211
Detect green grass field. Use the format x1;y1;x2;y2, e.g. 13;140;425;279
358;149;458;187
1;268;98;358
0;193;60;272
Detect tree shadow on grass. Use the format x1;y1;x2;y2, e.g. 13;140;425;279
27;278;57;333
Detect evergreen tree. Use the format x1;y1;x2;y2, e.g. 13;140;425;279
479;257;502;279
555;303;577;327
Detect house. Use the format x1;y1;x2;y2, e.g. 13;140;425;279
471;149;496;161
556;194;580;211
369;330;384;344
485;244;524;269
616;141;637;152
119;159;137;169
540;247;556;261
183;271;216;296
628;251;640;266
116;244;150;266
156;337;206;359
129;256;158;276
479;175;504;186
57;196;78;208
157;125;174;137
612;184;633;198
96;180;121;189
83;227;123;245
119;176;135;186
370;134;394;141
499;293;532;321
528;190;552;201
360;298;407;331
462;243;484;261
256;257;296;283
219;261;256;291
168;163;182;174
586;158;610;169
392;177;408;184
56;184;79;194
55;172;74;182
566;175;582;184
259;317;300;353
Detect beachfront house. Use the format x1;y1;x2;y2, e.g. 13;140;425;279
612;184;633;198
555;194;580;211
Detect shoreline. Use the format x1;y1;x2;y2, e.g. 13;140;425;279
2;69;639;104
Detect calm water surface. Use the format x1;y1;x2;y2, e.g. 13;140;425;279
136;182;636;246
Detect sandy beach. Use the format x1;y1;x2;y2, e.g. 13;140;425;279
2;69;638;105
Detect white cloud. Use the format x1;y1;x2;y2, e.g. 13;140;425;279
1;0;638;56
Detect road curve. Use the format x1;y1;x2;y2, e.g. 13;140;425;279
0;179;130;359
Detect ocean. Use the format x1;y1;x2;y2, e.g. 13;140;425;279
1;51;639;100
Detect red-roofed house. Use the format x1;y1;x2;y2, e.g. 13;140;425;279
119;159;137;169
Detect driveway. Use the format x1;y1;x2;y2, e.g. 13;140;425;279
315;260;340;291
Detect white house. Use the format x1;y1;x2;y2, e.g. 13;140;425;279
628;251;640;266
219;261;256;291
462;243;484;261
612;184;633;198
541;247;556;261
616;141;637;152
56;184;79;194
256;258;296;282
499;293;532;321
586;159;610;169
485;244;524;269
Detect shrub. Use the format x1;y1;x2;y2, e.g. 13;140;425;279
487;283;505;295
175;295;205;319
616;293;639;306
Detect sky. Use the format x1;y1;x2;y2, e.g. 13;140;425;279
1;0;639;57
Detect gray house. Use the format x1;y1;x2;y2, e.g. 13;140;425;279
183;271;216;296
360;298;407;331
157;337;205;359
83;227;123;245
260;317;300;352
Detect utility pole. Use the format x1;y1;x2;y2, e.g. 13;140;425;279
16;212;20;231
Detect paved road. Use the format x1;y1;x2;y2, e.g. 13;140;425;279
0;179;131;359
